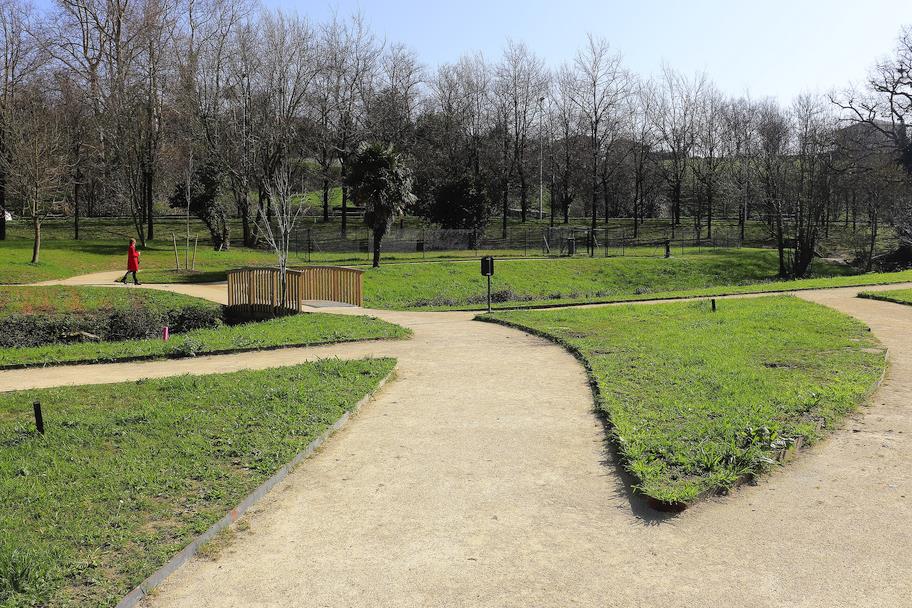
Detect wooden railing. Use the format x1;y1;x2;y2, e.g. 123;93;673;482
227;266;364;316
295;266;363;306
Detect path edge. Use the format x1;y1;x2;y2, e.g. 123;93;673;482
0;331;410;373
475;312;890;511
403;278;912;312
115;365;398;608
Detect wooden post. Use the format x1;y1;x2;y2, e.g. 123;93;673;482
33;401;44;434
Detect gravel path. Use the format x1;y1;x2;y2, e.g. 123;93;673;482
5;276;911;607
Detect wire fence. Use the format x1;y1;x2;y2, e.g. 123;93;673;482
291;224;745;262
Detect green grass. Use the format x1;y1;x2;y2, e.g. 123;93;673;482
484;296;885;506
0;358;395;607
360;248;859;309
0;237;555;284
858;288;912;306
0;313;409;368
0;286;220;317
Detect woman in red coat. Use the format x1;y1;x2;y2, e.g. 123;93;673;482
120;238;142;285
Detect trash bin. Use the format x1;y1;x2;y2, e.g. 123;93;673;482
416;239;425;253
566;237;577;256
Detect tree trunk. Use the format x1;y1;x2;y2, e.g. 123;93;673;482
519;166;527;223
238;190;252;247
322;177;330;222
372;228;383;267
775;211;787;278
866;208;878;273
589;187;597;257
0;170;7;241
549;177;555;228
253;185;268;245
74;177;80;240
341;185;348;237
706;184;713;241
739;205;745;241
31;216;41;264
501;184;508;239
145;168;154;241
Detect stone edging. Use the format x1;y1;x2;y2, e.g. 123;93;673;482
114;367;397;608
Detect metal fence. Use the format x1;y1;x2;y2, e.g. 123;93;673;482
292;224;745;261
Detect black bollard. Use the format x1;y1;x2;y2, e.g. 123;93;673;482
33;400;44;434
711;298;717;312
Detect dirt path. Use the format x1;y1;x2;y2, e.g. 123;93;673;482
5;278;911;606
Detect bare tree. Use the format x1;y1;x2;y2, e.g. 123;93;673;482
650;67;704;238
257;163;307;305
832;26;912;175
832;26;912;254
368;42;423;149
3;88;68;262
567;35;627;253
322;13;381;236
213;13;258;246
495;39;548;223
722;96;759;241
0;0;43;240
789;94;834;277
756;99;791;276
551;64;583;226
629;77;658;237
692;82;725;240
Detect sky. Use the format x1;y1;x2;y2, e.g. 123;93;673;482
261;0;912;102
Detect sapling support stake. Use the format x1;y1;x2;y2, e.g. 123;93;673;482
33;400;44;434
172;233;180;270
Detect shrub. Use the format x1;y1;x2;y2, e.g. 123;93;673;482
0;306;223;348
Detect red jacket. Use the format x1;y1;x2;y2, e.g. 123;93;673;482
127;244;140;272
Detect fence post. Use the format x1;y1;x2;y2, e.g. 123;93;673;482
33;400;44;434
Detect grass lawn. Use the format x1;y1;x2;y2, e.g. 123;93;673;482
0;239;296;284
360;248;860;309
5;236;911;313
858;288;912;306
0;286;220;317
0;313;409;368
484;296;885;506
0;358;395;607
0;237;551;284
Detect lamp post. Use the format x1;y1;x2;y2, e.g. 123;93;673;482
538;96;545;221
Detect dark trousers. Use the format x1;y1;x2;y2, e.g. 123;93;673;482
121;271;140;284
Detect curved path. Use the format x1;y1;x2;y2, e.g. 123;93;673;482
3;276;911;606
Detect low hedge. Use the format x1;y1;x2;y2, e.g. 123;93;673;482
0;287;223;348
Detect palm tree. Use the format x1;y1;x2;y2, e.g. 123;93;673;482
347;142;416;267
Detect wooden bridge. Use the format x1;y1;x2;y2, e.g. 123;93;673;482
227;266;364;316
